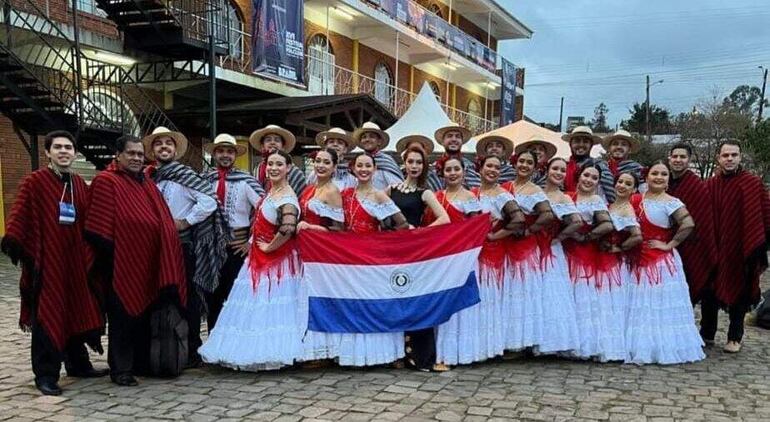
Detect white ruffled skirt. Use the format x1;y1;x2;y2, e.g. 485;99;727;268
503;252;544;351
436;268;505;365
535;242;580;354
199;259;305;371
625;251;705;365
572;266;626;362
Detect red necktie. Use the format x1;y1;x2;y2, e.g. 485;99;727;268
216;167;228;204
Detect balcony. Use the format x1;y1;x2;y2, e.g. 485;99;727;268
304;0;516;100
218;29;498;135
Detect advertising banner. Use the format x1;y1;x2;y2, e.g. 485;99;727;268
251;0;305;86
500;58;517;125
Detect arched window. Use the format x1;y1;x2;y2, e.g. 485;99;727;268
214;1;245;60
430;4;443;19
467;98;483;134
307;34;335;95
428;81;441;100
374;62;393;109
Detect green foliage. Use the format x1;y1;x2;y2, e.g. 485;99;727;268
741;119;770;182
621;102;673;135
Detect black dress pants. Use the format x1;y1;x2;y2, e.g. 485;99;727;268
700;289;748;342
205;247;244;331
106;288;150;378
31;324;93;383
406;328;436;370
181;242;202;360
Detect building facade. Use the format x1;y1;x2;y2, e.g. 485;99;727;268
0;0;531;226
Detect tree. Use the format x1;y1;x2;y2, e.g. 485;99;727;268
621;102;672;135
741;119;770;183
591;102;611;133
722;85;768;118
674;89;752;178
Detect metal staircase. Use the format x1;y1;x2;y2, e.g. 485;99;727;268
96;0;229;58
0;0;178;169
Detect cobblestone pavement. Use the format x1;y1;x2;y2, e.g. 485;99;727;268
0;256;769;421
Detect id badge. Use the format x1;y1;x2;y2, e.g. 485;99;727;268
59;202;76;225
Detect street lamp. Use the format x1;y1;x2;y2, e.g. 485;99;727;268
646;76;664;142
758;66;767;124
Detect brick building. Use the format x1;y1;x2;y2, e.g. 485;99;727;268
0;0;531;231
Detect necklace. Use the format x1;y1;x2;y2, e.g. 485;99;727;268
268;185;286;199
398;181;418;193
480;184;499;197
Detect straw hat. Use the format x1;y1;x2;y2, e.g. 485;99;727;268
248;124;297;153
561;125;602;144
396;134;434;155
315;127;355;151
434;122;472;145
475;135;513;158
601;129;641;154
142;126;189;160
204;133;247;156
352;121;389;150
514;136;557;160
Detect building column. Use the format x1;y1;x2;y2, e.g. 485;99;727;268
352;40;360;94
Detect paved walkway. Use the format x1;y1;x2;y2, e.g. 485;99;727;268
0;256;768;421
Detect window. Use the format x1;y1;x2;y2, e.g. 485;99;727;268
467;98;484;134
428;81;441;100
225;2;245;60
211;1;245;59
307;34;335;95
429;4;443;19
73;0;107;17
374;62;393;109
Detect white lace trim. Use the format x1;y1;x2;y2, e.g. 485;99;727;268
610;213;639;230
359;197;400;220
515;191;548;214
550;201;578;219
308;198;344;223
479;192;514;219
450;198;482;214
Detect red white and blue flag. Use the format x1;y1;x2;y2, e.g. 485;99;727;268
298;215;489;333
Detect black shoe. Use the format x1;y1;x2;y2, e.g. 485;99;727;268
111;374;138;387
186;353;203;369
35;379;62;396
67;367;109;378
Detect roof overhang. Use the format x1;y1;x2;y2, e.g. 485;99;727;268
437;0;533;40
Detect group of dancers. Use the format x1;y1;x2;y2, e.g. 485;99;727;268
4;121;769;396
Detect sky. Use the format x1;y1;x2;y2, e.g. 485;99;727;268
497;0;770;129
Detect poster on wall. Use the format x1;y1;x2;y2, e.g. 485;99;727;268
251;0;305;86
500;58;517;125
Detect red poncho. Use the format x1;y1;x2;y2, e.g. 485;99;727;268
1;169;103;351
85;163;186;316
667;170;718;302
707;170;770;306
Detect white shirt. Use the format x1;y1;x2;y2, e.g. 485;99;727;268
157;180;217;226
372;170;403;191
210;179;263;230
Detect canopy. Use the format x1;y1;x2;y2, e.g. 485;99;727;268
384;83;452;153
467;120;571;157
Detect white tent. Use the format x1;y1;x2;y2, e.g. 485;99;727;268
468;120;571;157
383;83;452;153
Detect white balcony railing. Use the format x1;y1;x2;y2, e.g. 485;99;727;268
219;33;498;135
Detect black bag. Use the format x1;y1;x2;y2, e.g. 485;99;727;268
756;290;770;330
149;303;189;377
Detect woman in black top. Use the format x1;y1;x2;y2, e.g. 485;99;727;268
387;145;450;371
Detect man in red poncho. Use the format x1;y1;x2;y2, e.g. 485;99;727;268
705;141;770;353
85;135;186;386
667;143;718;305
2;131;106;396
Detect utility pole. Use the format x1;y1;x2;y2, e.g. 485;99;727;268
208;3;217;143
558;96;564;132
645;75;650;143
758;66;768;125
